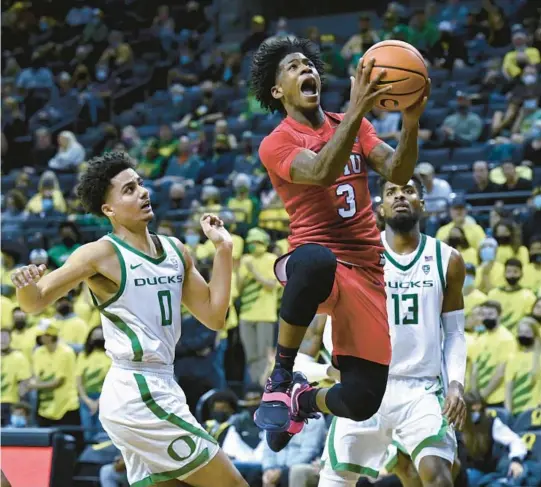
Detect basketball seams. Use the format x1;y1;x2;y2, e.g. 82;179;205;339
370;64;427;80
365;42;426;66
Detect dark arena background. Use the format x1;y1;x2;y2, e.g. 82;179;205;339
1;0;540;486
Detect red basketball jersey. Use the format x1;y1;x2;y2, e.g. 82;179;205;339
259;112;384;268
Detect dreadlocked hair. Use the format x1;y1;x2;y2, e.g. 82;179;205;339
76;151;136;216
250;36;325;114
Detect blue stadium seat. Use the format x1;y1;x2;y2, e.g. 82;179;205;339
428;69;448;87
418;148;450;165
422;108;449;131
486;407;512;426
451;66;480;83
138;125;160;138
451;171;473;190
513;408;541;433
325;78;350;92
519;431;541;461
255;116;281;134
230;99;247;116
428;88;449;107
452;145;489;163
321;91;343;112
251;134;266;149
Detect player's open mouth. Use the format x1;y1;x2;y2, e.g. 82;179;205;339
141;200;152;211
299;76;318;99
393;203;410;212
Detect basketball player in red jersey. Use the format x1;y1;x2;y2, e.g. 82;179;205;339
250;37;430;450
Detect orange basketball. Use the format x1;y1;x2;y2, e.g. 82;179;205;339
362;40;428;111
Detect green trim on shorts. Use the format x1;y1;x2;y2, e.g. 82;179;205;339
163;236;187;273
435;240;446;289
130;448;210;487
134;373;217;445
102;310;143;361
384;234;427;271
327;417;379;479
410;387;449;463
384;440;407;472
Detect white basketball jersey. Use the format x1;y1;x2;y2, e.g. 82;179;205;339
94;234;184;365
382;232;452;378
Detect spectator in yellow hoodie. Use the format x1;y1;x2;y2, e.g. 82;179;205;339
446;226;479;266
493;220;529;268
25;171;67;215
475;237;505;293
521;237;541;291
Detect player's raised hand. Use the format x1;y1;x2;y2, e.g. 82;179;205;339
442;381;466;431
402;78;431;125
347;58;392;120
11;264;47;289
200;214;233;247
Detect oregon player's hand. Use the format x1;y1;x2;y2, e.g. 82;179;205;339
442;381;466;431
11;264;47;289
348;58;392;120
200;213;233;247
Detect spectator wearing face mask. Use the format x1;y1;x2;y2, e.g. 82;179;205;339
475;238;506;293
436;196;485;249
463;264;487;316
523;120;541;162
505;317;540;415
10;307;40;363
48;222;82;268
25;171;67;215
502;31;540;80
429;21;468;70
521;236;541;291
98;30;133;69
238;228;279;383
29;321;80;432
7;402;31;429
532;298;541;324
51;295;88;352
488;258;537;331
447;226;478;266
461;391;528;487
493;65;541;136
227;174;259;227
0;329;31;426
471;301;516;406
199;134;235;186
493;221;529;267
160;135;203;185
76;326;111;442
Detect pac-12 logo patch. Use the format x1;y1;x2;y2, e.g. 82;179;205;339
379;253;386;267
422;264;430;275
170;257;179;270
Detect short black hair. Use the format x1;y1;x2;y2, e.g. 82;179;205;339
250;37;325;114
379;175;425;199
483;300;502;316
505;257;522;269
77;151;136;216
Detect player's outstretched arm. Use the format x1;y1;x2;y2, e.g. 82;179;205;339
366;80;430;185
441;249;467;430
178;214;233;331
11;241;109;314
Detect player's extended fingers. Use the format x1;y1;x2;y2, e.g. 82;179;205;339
38;264;47;276
425;78;432;98
355;56;365;81
22;267;34;284
28;265;40;280
11;272;24;289
368;85;393;99
360;57;375;85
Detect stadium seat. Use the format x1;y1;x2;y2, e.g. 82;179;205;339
451;171;473;190
513;408;541;433
520;431;541;461
428;69;448;87
422;108;449;131
451;66;480;83
428;88;449;107
486;407;512;426
418;148;450;166
452;145;489;163
137;125;160;138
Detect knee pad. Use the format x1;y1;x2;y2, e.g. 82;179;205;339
280;244;336;326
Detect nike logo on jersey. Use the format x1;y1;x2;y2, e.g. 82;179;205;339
130;264;142;270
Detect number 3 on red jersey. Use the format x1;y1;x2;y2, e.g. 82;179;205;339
336;184;356;219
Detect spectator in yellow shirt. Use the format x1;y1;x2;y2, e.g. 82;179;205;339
436;200;486;250
29;322;80;434
475;237;505;293
464;264;487;317
532;297;541;325
505;317;541;415
0;329;31;425
10;307;39;363
521;237;541;291
238;228;279;383
493;221;529;268
502;31;541;80
472;300;516;406
227;173;259;227
465;305;483;391
447;226;479;266
488;258;537;331
76;326;111;441
1;295;14;329
52;295;88;352
25;171;67;215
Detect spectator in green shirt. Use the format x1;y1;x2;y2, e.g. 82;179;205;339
408;9;440;55
320;34;346;78
48;222;82;268
379;12;399;41
138;139;168;180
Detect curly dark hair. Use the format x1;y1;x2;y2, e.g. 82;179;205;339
378;175;425;199
250;37;325;114
76;151;135;216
